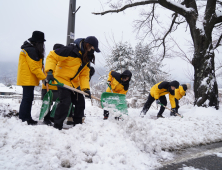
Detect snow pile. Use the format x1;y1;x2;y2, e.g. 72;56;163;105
123;106;222;154
0;98;222;169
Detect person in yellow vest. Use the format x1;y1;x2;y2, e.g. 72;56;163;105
171;83;191;116
141;81;179;118
45;36;100;130
17;31;46;125
41;44;64;125
103;70;132;120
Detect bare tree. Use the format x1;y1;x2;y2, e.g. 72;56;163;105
93;0;222;109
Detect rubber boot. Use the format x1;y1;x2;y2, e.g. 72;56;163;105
103;110;109;120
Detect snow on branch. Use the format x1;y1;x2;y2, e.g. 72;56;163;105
92;0;195;17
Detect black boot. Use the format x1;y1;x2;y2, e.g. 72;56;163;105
170;111;176;116
27;119;38;125
157;115;165;118
73;117;82;125
43;118;52;126
103;110;109;120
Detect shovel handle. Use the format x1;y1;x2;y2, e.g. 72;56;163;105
42;66;49;92
159;103;183;118
49;78;101;101
107;83;113;93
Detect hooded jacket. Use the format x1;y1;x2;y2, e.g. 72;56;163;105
17;41;46;86
42;44;65;90
45;40;90;91
175;85;187;100
150;81;179;108
106;70;132;95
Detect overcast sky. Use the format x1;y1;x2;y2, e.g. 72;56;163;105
0;0;221;85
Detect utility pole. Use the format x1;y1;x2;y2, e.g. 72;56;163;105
66;0;80;45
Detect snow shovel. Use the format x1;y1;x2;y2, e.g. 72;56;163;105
49;78;127;114
100;83;128;115
157;103;183;118
39;67;53;120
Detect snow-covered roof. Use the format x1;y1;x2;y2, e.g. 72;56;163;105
0;85;40;95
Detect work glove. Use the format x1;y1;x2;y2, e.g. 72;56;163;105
156;99;161;105
171;108;176;113
42;79;48;86
170;108;177;116
84;90;91;99
46;70;54;83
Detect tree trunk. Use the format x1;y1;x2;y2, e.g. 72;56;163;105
192;36;219;109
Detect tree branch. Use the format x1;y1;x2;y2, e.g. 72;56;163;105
214;33;222;49
204;0;216;24
149;13;178;59
92;0;195;18
92;0;158;15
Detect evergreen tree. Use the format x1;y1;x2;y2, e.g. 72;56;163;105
105;42;134;73
129;43;169;95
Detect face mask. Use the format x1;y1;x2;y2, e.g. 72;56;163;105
87;54;94;61
88;49;94;55
87;49;95;61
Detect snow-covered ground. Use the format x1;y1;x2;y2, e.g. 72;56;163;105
0;98;222;170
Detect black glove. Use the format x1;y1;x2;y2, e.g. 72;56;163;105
171;108;176;113
46;70;54;83
156;99;161;105
84;90;91;99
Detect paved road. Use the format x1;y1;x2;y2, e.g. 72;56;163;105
159;154;222;170
158;142;222;170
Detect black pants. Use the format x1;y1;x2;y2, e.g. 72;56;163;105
19;86;34;122
54;87;85;129
141;94;167;116
175;99;179;113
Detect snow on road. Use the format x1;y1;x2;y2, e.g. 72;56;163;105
0;98;222;170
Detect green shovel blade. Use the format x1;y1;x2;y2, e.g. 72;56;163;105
50;98;60;118
101;92;128;114
39;90;53;120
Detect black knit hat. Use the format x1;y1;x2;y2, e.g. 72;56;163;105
169;80;179;89
181;84;188;91
28;31;46;42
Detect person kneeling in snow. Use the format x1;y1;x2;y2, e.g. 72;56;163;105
141;81;179;118
103;70;132;120
171;83;191;116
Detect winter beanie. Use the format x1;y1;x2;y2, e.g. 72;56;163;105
182;84;188;91
169;80;179;89
186;83;191;90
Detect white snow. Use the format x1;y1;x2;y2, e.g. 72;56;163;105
216;9;222;18
166;0;195;13
216;152;222;157
181;166;202;170
0;98;222;169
